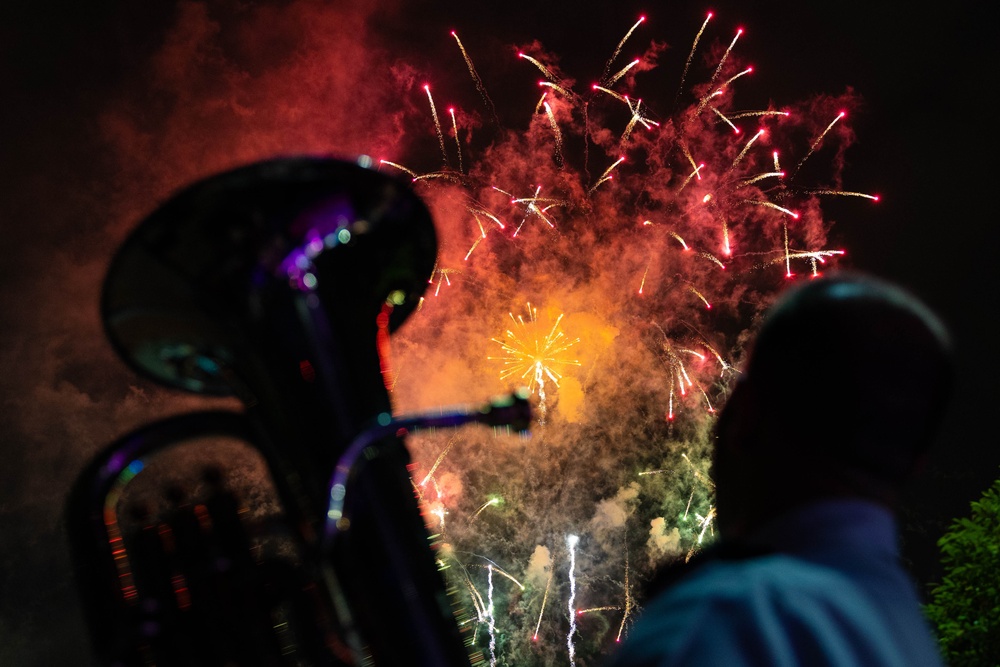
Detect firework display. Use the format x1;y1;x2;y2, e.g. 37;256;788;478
381;11;874;665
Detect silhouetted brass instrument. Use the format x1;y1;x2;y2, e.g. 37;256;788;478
65;156;530;666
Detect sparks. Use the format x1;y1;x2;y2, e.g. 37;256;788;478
490;303;581;423
602;15;646;84
519;52;559;82
449;107;463;174
387;11;875;663
451;30;497;123
567;534;580;666
543;101;565;166
532;567;554;642
424;84;448;167
792;110;846;179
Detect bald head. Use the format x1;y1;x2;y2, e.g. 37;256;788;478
749;272;952;462
713;272;954;535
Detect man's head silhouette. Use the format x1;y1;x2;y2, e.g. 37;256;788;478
713;272;953;540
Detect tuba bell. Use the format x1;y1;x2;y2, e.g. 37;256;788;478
65;156;530;666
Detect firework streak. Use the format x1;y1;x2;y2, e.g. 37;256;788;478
385;10;876;665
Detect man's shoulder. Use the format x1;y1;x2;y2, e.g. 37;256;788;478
667;552;850;600
608;553;944;667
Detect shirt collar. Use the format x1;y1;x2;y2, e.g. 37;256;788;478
744;498;899;558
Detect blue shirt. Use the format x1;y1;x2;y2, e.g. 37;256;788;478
608;500;944;666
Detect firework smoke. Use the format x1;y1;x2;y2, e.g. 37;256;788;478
386;10;870;665
0;3;873;665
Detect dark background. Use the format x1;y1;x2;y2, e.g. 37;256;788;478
1;1;996;663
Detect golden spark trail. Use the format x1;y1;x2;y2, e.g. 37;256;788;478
730;128;765;171
785;222;792;276
577;606;622;615
474;562;525;590
638;262;649;294
678;363;693;392
774;250;846;275
543;101;565;165
532;568;553;641
420;437;458;486
451;30;498;123
699;387;716;413
607;59;641;87
638;469;668;476
464;576;487;622
602;15;645;83
621;98;659;142
464;213;489;261
680;143;700;175
447;552;488;623
413;171;464;183
730;110;790;120
745;199;799;218
468;205;505;230
696;507;716;544
792;110;845;179
589;174;614;193
424;84;448;167
682;452;715;489
473;496;500;519
697;252;726;270
432;268;455;296
721;218;731;255
449;107;463;174
678;163;705;192
592;84;629;104
718;66;753;90
519;52;559;82
534;91;548;114
464;235;484;261
596;156;625;184
621;109;640;143
677;12;712;103
511;186;559;235
689;286;711;309
511;196;567;206
540;80;574;98
738;171;784;187
709;28;743;87
616;554;632;643
806;189;880;201
379;160;417;178
773;150;781;171
782;249;846;261
701;342;731;372
694;88;724;116
679;348;707;362
629;101;660;130
710;105;740;134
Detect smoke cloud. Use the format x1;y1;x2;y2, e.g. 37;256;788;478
0;2;866;665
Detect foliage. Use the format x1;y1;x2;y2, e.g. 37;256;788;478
924;474;1000;666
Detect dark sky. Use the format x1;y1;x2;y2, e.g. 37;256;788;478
1;1;996;664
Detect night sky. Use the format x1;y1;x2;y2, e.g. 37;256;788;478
1;1;997;664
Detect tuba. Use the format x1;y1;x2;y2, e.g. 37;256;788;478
65;156;530;666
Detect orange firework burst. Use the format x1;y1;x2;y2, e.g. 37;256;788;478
490;303;580;406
